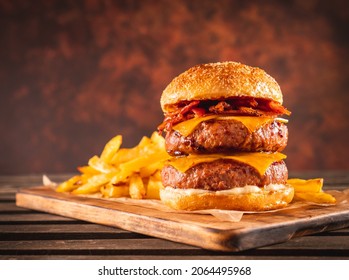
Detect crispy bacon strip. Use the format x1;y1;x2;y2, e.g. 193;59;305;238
158;98;290;133
158;101;200;133
266;100;291;115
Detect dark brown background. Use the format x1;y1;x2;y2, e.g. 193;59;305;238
1;0;348;175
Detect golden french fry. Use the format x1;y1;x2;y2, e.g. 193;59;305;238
110;168;133;185
88;155;117;173
294;192;336;204
129;174;145;199
110;136;151;165
288;177;336;204
139;161;165;178
110;148;134;165
150;131;166;150
152;170;162;181
116;157;151;180
56;175;83;193
100;183;130;198
110;157;151;185
146;175;163;199
136;136;152;152
119;150;170;175
287;178;323;193
72;173;115;195
100;135;122;164
77;165;99;175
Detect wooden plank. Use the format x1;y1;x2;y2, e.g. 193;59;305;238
1;225;348;250
0;224;126;234
0;193;15;201
16;186;349;252
1;236;349;258
0;203;33;212
0;224;148;241
0;238;195;251
0;213;77;223
0;187;19;193
1;231;348;251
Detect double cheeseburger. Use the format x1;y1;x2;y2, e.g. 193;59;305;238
158;61;294;211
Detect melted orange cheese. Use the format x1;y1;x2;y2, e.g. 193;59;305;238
172;115;288;137
167;152;287;176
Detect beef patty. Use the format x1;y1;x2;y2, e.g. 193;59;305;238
161;159;288;191
165;119;288;156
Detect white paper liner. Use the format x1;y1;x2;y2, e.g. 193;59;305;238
42;174;57;189
43;175;349;222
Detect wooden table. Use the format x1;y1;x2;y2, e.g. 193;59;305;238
1;172;349;260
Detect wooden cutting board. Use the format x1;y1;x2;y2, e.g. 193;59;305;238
16;186;349;252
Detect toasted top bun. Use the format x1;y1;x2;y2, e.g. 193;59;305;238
161;61;283;113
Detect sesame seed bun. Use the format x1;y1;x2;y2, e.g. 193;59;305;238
161;61;283;113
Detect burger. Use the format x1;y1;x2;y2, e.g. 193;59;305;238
158;61;294;211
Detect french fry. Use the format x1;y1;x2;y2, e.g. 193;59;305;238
56;175;83;193
110;150;170;185
119;150;169;175
88;155;117;173
110;168;133;185
146;174;163;199
287;178;323;193
150;131;166;150
77;165;99;175
152;170;162;181
100;135;122;164
140;161;165;178
110;136;151;165
294;192;336;204
72;173;115;195
288;177;336;204
129;174;146;199
100;183;130;198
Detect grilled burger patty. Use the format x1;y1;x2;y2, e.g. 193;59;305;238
165;119;288;156
161;159;288;191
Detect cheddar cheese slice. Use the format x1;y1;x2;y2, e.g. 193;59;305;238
172;115;288;137
166;152;287;176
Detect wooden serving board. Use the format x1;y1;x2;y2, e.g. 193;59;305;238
16;186;349;252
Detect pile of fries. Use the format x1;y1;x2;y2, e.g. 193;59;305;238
287;178;336;204
56;132;171;199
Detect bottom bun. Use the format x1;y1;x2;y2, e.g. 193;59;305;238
160;184;294;211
